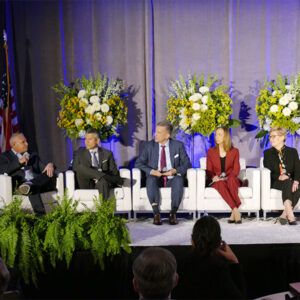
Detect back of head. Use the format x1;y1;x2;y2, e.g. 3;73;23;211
133;247;177;299
191;216;221;256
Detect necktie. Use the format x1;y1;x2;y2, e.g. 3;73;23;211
92;150;99;167
160;145;167;187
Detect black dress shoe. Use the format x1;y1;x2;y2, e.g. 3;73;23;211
227;219;235;224
235;219;242;224
169;213;178;225
288;219;297;225
153;214;162;225
278;217;288;225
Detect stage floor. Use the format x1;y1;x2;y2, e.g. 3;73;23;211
127;216;300;246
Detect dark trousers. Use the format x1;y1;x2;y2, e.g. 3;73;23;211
25;173;56;214
273;179;300;208
146;175;184;213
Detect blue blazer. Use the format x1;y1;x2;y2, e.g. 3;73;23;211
135;139;192;176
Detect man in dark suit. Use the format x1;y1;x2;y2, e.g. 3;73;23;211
0;133;56;214
72;128;123;201
135;121;192;225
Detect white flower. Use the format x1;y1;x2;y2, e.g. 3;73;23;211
91;89;97;95
270;105;279;113
78;90;86;98
263;124;271;131
106;115;113;126
284;93;293;102
101;103;110;113
285;85;292;91
282;107;292;116
292;117;300;124
179;108;185;118
79;130;86;138
279;96;289;106
199;86;209;94
192;113;201;121
296;129;300;135
189;93;202;102
288;101;298;111
179;118;189;131
92;102;101;112
201;95;209;104
272;90;278;97
85;118;92;125
85;105;96;115
192;103;201;111
200;104;208;112
95;113;102;121
75;118;83;127
90;95;100;104
265;117;272;124
79;98;89;106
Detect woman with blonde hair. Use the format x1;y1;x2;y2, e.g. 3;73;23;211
264;127;300;225
206;127;242;223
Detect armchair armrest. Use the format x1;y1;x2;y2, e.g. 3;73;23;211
119;168;131;209
196;168;206;210
245;168;260;204
260;167;271;209
65;170;75;198
0;174;13;206
56;172;64;200
187;168;196;204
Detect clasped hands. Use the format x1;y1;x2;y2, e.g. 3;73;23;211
279;174;299;192
150;169;177;177
212;175;227;182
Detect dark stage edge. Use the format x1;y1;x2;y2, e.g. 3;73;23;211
20;243;300;300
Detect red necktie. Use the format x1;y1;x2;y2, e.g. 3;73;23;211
160;145;167;187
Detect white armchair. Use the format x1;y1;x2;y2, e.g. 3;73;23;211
260;158;300;219
65;168;132;218
0;173;64;213
132;168;197;218
197;158;260;219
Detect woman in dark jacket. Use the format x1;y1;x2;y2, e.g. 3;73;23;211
264;127;300;225
173;216;246;299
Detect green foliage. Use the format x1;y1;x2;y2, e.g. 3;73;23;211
0;192;131;286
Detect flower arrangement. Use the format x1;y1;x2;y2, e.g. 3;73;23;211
255;73;300;138
167;73;240;136
53;73;128;140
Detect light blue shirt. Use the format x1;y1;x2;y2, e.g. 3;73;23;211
158;140;173;179
11;149;34;181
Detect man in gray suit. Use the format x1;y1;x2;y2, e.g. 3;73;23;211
72;128;123;201
135;121;192;225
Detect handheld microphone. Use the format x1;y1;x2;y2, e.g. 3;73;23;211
208;172;226;186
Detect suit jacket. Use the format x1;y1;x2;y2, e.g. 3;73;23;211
135;139;191;177
173;249;246;299
0;150;46;186
72;147;121;188
206;147;240;182
263;146;300;187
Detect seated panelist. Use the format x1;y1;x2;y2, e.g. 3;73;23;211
206;127;242;224
0;133;56;214
135;121;192;225
264;127;300;225
72;128;123;201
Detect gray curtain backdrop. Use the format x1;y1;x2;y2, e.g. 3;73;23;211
6;0;300;171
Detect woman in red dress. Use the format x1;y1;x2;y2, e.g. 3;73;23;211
206;127;242;224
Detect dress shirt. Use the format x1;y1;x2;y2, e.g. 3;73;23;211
89;148;99;167
157;140;173;179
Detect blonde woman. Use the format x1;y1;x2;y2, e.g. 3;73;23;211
264;127;300;225
206;127;242;224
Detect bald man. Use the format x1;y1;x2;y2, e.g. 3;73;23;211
0;133;56;214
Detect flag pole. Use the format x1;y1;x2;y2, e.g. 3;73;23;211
3;30;10;150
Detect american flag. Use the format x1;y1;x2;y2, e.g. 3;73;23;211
0;30;18;152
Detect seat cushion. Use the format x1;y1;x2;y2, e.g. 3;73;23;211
270;188;282;199
140;187;189;199
204;187;252;199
